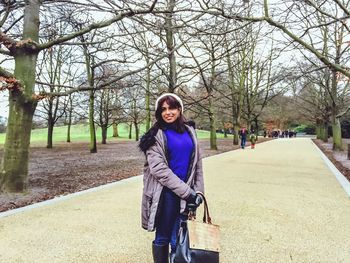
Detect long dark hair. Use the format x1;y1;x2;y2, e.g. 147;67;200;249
154;95;186;133
139;95;195;153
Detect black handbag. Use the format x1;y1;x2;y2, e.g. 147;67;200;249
174;192;220;263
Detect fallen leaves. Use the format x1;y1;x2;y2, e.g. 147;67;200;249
0;76;22;92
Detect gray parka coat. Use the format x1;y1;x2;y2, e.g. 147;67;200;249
141;125;204;231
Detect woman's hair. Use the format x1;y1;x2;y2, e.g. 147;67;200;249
139;95;195;153
154;95;186;133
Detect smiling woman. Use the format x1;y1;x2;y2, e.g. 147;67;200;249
139;93;204;263
160;102;180;124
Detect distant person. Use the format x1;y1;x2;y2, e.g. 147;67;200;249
239;126;248;149
289;130;294;138
263;129;267;138
250;129;257;149
139;93;204;263
272;130;278;138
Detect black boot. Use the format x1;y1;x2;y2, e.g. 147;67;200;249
152;242;169;263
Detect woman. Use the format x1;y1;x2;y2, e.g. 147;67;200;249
139;93;204;263
250;128;257;149
239;126;248;149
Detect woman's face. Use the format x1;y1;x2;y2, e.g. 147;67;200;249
161;101;181;124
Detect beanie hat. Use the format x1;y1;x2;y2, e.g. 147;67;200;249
155;93;184;113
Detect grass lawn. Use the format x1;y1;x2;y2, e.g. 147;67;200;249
0;124;232;145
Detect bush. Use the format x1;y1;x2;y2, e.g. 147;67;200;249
294;124;316;134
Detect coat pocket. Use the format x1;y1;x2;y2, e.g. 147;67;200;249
146;196;152;218
142;194;153;224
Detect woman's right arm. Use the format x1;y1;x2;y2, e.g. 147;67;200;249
146;143;194;200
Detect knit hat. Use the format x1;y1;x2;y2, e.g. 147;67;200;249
155;93;184;113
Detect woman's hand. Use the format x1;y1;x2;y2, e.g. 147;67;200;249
186;192;203;213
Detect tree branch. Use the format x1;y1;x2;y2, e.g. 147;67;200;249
264;16;350;78
332;0;350;16
0;66;14;78
203;2;350;80
0;30;17;52
37;44;174;97
0;66;22;92
336;104;350;118
37;0;159;51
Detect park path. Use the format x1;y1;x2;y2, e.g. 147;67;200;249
0;138;349;262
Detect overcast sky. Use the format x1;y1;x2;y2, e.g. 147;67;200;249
0;54;11;118
0;94;8;118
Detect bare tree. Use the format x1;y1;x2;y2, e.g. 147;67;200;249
0;0;159;192
35;42;76;148
207;0;350;148
183;22;227;150
121;76;146;141
94;66;126;144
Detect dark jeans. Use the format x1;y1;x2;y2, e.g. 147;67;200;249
154;188;187;252
241;137;246;149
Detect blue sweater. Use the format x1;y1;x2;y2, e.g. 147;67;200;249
164;126;194;182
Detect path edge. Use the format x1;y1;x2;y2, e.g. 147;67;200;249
312;140;350;198
0;175;141;219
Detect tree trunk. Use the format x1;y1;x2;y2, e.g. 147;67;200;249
1;92;37;192
165;0;176;92
135;122;139;141
233;121;240;145
321;121;328;142
66;98;72;143
209;118;217;150
226;45;241;146
145;61;151;131
89;89;97;153
67;122;71;143
112;123;119;137
47;118;54;149
254;117;259;141
316;126;321;140
83;43;97;153
332;117;342;150
320;128;325;142
129;123;132;139
316;119;321;140
46;98;54;149
101;125;107;144
330;65;342;150
208;97;217;150
0;1;40;192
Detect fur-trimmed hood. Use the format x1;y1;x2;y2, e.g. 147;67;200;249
138;126;159;153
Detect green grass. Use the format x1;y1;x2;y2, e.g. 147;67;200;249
0;124;232;145
195;129;233;139
0;123;144;145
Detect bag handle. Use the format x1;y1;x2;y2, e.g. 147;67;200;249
189;191;212;224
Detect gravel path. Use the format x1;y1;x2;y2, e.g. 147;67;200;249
1;138;271;212
0;138;349;262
